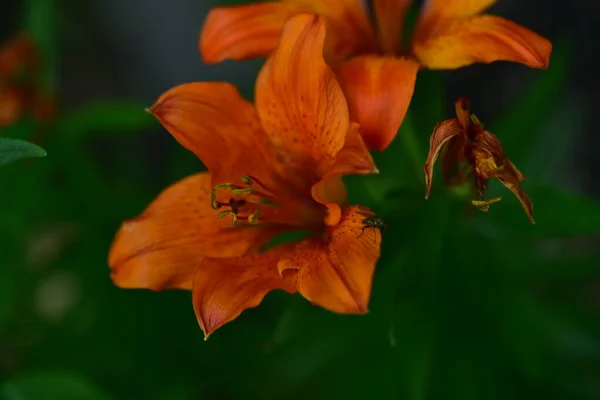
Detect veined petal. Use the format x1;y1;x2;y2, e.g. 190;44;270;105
278;206;382;314
424;119;463;199
150;82;274;185
497;174;534;224
286;0;377;61
373;0;412;54
336;55;419;150
256;14;350;184
412;15;552;69
108;173;276;291
200;3;297;63
193;246;297;339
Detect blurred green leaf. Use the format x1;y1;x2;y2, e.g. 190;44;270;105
1;371;108;400
0;138;46;165
485;183;600;238
492;36;570;164
55;101;157;140
23;0;59;92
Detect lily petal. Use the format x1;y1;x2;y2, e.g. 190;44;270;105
287;0;377;61
193;246;297;339
150;82;274;185
424;119;463;199
278;206;381;314
109;173;276;291
311;123;377;226
200;3;297;63
256;13;350;183
372;0;412;54
336;55;419;150
497;174;534;224
412;15;552;69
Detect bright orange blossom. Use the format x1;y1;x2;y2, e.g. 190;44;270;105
108;14;382;339
200;0;552;151
424;97;534;223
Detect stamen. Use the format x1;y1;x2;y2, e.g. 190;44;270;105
248;209;260;225
232;188;256;196
240;175;253;185
217;210;238;226
472;196;502;212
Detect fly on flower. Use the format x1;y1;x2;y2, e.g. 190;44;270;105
108;14;382;339
199;0;551;151
424;97;534;224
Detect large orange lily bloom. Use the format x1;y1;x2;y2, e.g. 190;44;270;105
109;14;382;339
200;0;552;151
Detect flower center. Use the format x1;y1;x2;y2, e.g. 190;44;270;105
210;175;278;226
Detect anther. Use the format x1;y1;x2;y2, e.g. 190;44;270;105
232;188;256;196
217;210;238;226
240;175;253;185
248;209;260;225
472;196;502;212
470;114;484;127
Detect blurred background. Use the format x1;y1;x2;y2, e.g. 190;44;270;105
1;0;600;399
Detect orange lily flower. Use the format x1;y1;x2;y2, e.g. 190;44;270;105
200;0;552;151
0;33;55;126
424;97;534;223
108;14;382;338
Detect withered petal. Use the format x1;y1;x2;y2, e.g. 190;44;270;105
424;118;464;199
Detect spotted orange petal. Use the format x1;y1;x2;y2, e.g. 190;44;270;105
336;55;419;150
256;13;350;185
150;82;276;186
424;119;463;199
200;3;297;63
372;0;412;54
278;206;381;314
412;15;551;69
108;173;277;291
193;245;297;339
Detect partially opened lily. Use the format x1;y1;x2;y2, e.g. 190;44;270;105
424;97;534;224
200;0;552;151
109;14;382;338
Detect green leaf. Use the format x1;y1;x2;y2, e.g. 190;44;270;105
0;138;46;166
484;183;600;238
55;101;157;140
23;0;59;92
1;371;109;400
492;36;571;165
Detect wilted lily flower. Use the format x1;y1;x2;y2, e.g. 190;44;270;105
109;15;382;339
200;0;551;151
424;97;534;224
